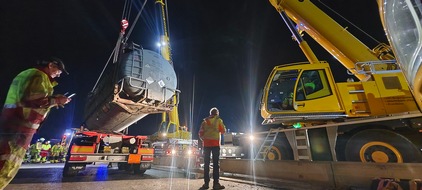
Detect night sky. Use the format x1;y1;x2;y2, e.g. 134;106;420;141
0;0;386;141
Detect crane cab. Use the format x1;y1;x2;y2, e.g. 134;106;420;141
261;61;419;126
261;61;344;125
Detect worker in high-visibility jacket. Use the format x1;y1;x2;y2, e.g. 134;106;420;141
60;145;68;163
40;141;51;163
198;107;226;190
0;57;71;189
50;142;63;163
29;139;44;163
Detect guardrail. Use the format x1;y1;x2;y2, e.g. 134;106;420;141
220;159;422;189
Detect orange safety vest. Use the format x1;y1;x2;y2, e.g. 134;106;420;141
198;115;226;147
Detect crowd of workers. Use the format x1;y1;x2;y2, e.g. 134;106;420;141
25;138;67;164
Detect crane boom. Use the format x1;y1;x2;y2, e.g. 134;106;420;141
155;0;191;141
269;0;395;81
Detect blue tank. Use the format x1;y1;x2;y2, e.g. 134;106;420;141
83;43;179;132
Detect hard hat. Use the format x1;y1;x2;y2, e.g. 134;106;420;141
210;107;219;115
47;141;50;144
39;138;45;142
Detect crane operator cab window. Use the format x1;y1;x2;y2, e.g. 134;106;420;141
267;69;332;111
267;70;298;111
296;70;331;101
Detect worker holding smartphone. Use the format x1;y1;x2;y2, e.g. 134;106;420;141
0;57;72;189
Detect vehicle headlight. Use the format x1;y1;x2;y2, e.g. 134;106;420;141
249;135;255;141
187;149;193;155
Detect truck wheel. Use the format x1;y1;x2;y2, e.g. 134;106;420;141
133;164;146;175
345;129;422;163
63;162;84;177
118;163;124;170
118;163;130;171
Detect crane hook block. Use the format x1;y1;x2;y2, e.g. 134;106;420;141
121;19;129;33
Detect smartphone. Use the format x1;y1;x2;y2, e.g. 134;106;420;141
67;93;76;98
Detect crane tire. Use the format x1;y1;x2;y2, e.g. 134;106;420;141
344;129;422;163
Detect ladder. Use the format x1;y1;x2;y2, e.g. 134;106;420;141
254;128;280;161
285;129;312;161
130;46;144;79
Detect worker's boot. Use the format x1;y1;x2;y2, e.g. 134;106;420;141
212;183;225;190
199;183;209;190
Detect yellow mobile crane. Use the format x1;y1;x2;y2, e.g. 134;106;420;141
221;0;422;188
257;0;422;163
151;0;196;157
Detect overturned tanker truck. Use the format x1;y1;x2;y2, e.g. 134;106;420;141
63;39;179;176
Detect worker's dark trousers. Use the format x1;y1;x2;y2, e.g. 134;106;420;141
203;146;220;184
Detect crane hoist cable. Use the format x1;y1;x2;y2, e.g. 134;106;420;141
317;0;381;45
91;0;148;92
124;0;148;43
122;0;132;22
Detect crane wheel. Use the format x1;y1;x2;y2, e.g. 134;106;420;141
265;142;293;160
344;129;422;163
265;146;282;160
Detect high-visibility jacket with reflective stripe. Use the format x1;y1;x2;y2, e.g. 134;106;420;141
198;115;226;147
41;144;51;151
51;144;63;153
2;68;57;129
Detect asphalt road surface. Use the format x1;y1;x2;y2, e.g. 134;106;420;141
4;163;319;190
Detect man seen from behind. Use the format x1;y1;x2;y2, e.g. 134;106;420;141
199;107;226;190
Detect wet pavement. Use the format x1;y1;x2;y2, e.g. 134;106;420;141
4;163;285;190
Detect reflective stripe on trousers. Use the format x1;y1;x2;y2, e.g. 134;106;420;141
0;141;27;189
0;126;35;189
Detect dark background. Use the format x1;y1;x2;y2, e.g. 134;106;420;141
0;0;386;141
